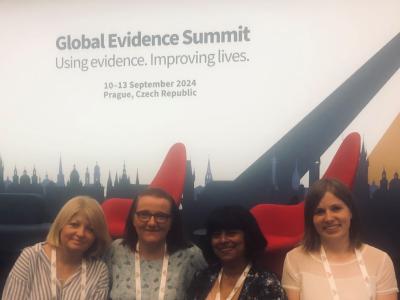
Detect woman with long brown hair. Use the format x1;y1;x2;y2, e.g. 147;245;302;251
282;178;398;300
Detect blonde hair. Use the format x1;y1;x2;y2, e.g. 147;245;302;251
46;196;111;258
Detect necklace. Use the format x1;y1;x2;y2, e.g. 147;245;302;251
215;263;251;300
134;243;169;300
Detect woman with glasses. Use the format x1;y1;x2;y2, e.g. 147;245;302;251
187;205;286;300
106;187;206;300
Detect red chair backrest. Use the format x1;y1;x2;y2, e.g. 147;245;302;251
322;132;361;188
149;143;187;205
250;202;304;278
101;198;133;239
250;201;304;251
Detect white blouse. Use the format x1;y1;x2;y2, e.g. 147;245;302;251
282;244;398;300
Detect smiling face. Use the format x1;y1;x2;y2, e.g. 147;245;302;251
313;192;352;245
133;195;172;248
211;229;246;264
59;212;96;256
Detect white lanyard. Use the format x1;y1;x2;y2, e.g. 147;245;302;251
50;249;87;300
134;243;169;300
215;263;251;300
320;246;372;300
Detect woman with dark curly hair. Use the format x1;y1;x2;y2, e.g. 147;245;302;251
187;205;286;300
282;178;398;300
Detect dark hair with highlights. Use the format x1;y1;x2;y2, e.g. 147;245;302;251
302;178;362;251
203;205;267;266
122;187;190;254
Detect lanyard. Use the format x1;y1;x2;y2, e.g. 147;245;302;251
320;246;372;300
134;243;169;300
50;248;87;300
215;263;251;300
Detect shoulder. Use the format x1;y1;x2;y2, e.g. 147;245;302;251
286;245;307;256
361;243;388;256
194;264;220;280
170;245;207;278
171;244;203;260
110;238;125;249
360;244;395;270
17;242;44;264
170;245;200;266
109;239;130;255
185;244;204;257
22;242;43;256
360;243;392;263
360;245;398;293
285;245;311;264
87;257;108;272
245;266;286;298
282;245;314;282
9;242;44;280
249;266;281;284
186;265;219;299
105;239;132;265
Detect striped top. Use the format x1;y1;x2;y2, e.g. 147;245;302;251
1;242;109;300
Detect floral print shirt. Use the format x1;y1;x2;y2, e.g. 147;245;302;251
186;264;287;300
106;239;207;300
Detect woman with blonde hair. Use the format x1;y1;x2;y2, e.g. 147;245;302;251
2;196;111;300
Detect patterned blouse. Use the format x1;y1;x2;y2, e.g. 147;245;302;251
106;239;207;300
186;264;287;300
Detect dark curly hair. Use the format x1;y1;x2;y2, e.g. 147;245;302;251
302;178;362;251
203;205;267;266
122;187;190;254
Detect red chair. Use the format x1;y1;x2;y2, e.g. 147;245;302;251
101;198;133;239
149;143;187;205
250;201;305;252
250;201;304;276
322;132;361;188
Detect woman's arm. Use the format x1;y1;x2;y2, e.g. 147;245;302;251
2;274;29;300
1;248;33;300
376;293;398;300
282;252;301;300
375;252;398;300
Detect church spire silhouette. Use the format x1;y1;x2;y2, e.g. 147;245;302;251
135;169;140;185
85;167;90;186
57;157;65;187
205;158;213;186
94;162;100;185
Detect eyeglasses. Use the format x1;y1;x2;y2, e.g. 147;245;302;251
135;211;171;224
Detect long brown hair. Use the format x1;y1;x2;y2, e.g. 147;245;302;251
302;178;362;251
